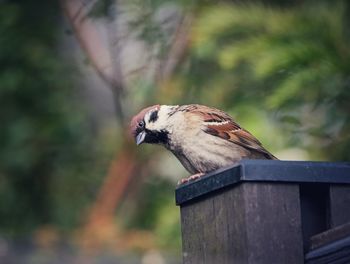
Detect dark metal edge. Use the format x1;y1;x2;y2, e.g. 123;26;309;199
240;160;350;183
175;164;241;205
175;160;350;206
305;235;350;262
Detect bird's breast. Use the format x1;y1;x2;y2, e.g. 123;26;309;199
167;128;247;173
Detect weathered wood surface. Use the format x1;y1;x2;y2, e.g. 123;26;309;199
176;160;350;264
180;183;304;264
329;185;350;227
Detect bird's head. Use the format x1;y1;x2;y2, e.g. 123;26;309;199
130;105;178;146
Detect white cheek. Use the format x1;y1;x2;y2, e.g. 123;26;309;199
146;106;177;132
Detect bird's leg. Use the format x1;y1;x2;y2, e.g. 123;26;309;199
178;172;205;185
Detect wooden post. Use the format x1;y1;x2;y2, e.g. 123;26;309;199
176;160;350;264
329;185;350;227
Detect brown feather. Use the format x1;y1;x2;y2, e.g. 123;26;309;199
181;104;277;160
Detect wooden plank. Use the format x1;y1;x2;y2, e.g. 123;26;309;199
329;185;350;227
180;187;248;264
305;236;350;264
243;183;304;263
180;182;304;264
310;222;350;250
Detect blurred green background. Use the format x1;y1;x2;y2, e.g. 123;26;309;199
0;0;349;263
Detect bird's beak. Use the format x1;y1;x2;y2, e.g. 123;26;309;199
136;131;146;145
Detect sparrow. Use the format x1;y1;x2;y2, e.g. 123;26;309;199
130;104;277;183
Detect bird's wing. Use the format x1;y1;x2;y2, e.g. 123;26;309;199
183;105;277;159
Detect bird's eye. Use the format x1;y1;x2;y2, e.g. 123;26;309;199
138;120;145;128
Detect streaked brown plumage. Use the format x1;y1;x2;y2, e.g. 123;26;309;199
130;104;277;181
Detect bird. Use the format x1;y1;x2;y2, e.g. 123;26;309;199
130;104;277;184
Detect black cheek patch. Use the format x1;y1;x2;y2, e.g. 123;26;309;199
144;129;169;145
149;110;159;123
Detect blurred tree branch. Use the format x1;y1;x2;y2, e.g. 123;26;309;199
157;13;193;82
60;0;133;248
60;0;124;122
60;0;193;251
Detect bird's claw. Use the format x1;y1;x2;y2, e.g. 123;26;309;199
178;173;205;185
